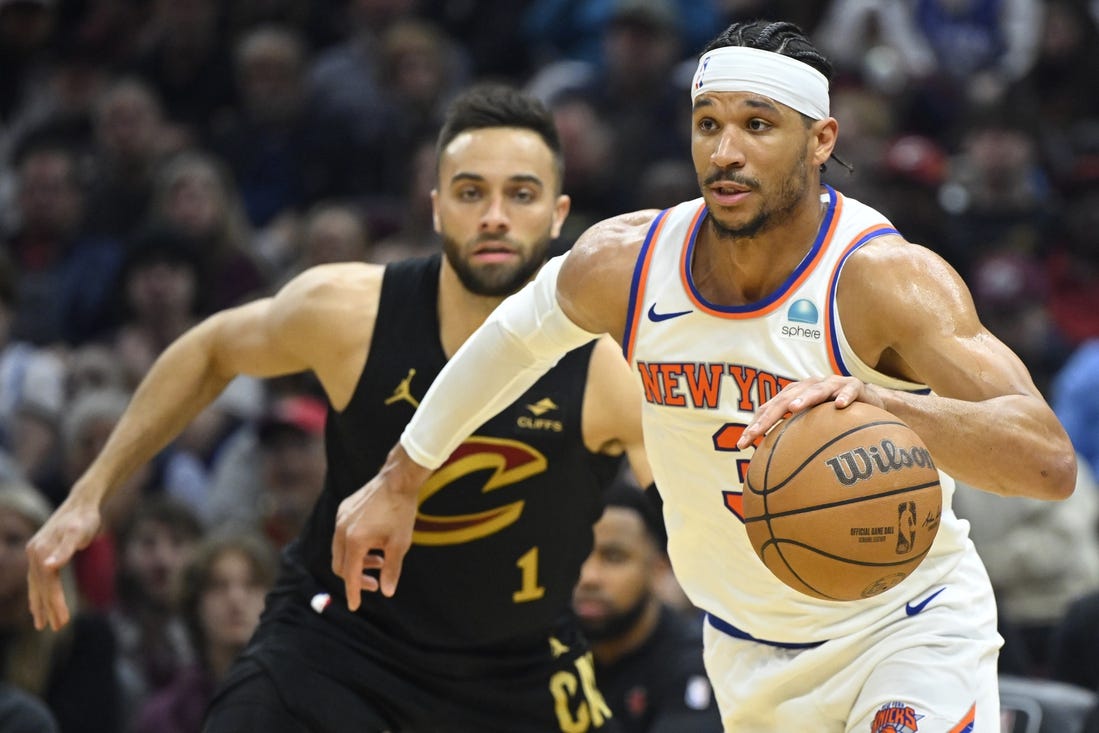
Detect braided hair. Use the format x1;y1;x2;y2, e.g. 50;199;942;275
701;20;851;173
702;20;833;81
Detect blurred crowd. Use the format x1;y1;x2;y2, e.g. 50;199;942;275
2;0;1099;731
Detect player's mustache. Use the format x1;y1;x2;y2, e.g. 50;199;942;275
702;170;759;188
473;233;520;247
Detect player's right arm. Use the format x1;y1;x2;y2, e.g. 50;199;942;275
27;263;383;631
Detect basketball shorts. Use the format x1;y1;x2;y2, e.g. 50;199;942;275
701;549;1002;732
203;607;620;733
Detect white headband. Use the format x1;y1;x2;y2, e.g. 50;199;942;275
691;46;830;120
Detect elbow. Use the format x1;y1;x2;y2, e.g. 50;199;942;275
1041;449;1078;501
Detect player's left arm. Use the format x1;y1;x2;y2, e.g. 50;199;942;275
840;238;1075;500
582;335;654;487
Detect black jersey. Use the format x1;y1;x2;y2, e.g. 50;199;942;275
266;254;620;654
595;607;721;733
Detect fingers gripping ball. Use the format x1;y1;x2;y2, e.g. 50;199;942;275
743;402;942;601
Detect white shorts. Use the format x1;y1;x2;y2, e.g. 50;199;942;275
702;551;1002;732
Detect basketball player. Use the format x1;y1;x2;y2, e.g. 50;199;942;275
333;21;1077;733
26;85;651;732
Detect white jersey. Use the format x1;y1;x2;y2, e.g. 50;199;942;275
623;186;987;645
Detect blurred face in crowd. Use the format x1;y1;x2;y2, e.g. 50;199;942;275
432;127;569;297
17;150;83;239
163;163;226;238
259;426;326;544
124;518;198;609
236;29;305;123
302;207;369;267
126;259;199;323
199;549;268;651
573;507;660;641
95;81;164;164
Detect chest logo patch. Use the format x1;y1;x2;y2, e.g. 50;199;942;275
780;299;823;342
412;437;547;545
384;368;420;408
519;397;564;432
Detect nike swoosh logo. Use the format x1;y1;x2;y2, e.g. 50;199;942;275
905;587;945;617
647;303;693;322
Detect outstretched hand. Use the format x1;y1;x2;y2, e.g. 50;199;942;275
736;376;886;449
331;444;431;610
26;499;102;631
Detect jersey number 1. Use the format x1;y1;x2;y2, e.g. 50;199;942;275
513;546;546;602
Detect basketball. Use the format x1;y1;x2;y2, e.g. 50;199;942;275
743;401;942;601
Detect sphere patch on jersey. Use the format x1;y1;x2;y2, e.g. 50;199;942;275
786;298;819;324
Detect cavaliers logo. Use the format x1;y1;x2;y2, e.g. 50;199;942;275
412;437;547;545
871;702;923;733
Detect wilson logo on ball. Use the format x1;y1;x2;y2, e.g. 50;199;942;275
824;439;936;487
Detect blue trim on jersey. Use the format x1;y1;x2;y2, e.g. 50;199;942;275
825;225;935;396
683;186;838;315
622;207;670;360
707;613;826;649
826;225;898;377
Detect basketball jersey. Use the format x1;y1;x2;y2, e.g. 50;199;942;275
623;186;984;644
272;254;620;658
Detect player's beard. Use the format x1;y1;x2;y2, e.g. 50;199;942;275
576;592;650;642
442;230;553;297
706;155;808;240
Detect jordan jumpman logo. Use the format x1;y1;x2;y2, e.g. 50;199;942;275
384;369;420;408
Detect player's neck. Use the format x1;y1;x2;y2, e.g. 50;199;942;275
436;259;510;358
693;191;827;305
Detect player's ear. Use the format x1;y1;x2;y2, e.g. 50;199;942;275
810;117;838;168
430;189;441;233
550;194;571;239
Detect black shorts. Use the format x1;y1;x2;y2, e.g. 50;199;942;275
204;656;392;733
203;605;620;733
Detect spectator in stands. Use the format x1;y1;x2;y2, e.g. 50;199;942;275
574;482;721;732
145;150;269;314
0;479;119;733
127;0;236;141
4;139;124;345
84;78;179;240
0;253;66;473
255;394;326;548
134;530;277;733
212;25;363;243
110;496;203;727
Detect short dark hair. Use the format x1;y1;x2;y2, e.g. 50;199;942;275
702;20;833;81
435;83;564;190
602;480;668;553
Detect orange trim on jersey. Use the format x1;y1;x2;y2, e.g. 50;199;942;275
947;703;976;732
677;202;709;287
823;224;894;375
624;212;671;364
680;195;843;319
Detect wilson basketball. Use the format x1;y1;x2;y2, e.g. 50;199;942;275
743;401;942;601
